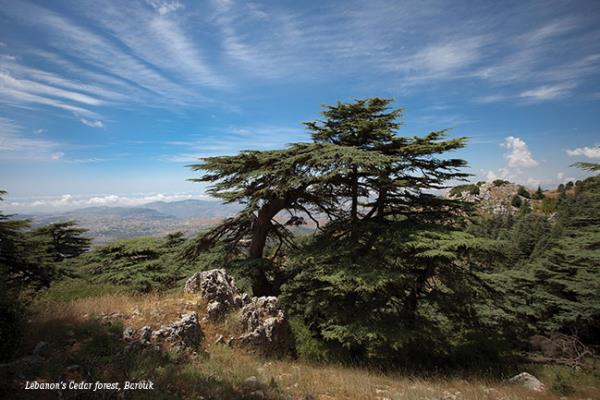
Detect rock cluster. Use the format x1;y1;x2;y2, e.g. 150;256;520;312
123;312;203;351
185;269;291;356
239;296;290;356
184;269;248;320
448;181;529;214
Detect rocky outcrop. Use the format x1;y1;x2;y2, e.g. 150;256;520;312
123;313;203;351
238;296;290;356
183;269;291;356
508;372;545;392
184;269;247;320
448;181;530;214
152;313;203;350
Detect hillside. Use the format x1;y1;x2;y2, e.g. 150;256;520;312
3;270;598;400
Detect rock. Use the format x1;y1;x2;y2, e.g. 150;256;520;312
122;327;135;341
154;313;203;350
139;326;152;345
508;372;545;392
238;296;290;356
32;341;50;357
130;307;142;317
184;269;246;320
207;301;226;320
215;334;224;345
65;364;84;374
244;376;259;390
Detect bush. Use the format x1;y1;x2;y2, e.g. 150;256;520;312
493;179;510;187
511;195;523;208
449;184;480;197
72;236;198;292
517;186;531;199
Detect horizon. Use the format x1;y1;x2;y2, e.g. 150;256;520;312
1;0;600;213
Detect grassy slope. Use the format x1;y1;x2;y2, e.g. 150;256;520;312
3;291;599;400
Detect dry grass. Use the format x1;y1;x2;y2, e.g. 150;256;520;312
24;293;600;400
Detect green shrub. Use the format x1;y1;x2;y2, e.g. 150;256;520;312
511;195;522;208
449;184;480;197
551;372;575;395
517;186;531;199
493;179;510;186
289;317;339;363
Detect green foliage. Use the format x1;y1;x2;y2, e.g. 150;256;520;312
187;98;470;296
282;222;511;367
449;184;480;197
511;194;522;208
493;179;509;186
73;236;197;292
30;220;91;262
541;197;557;213
0;191;57;291
533;185;545;200
517;185;531;199
552;371;575;395
0;280;26;362
522;175;600;342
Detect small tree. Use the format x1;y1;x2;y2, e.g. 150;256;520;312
517;185;531;199
533;185;545;200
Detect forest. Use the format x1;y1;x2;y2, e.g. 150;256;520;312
1;98;599;399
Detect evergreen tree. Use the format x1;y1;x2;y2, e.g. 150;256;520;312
186;98;470;295
533;185;545;200
512;164;600;343
30;221;91;262
0;191;56;291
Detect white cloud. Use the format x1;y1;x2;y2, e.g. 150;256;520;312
501;136;539;168
519;83;576;101
4;192;212;212
51;152;64;160
566;146;600;159
79;118;104;128
34;128;47;134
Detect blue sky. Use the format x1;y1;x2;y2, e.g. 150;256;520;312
1;0;599;212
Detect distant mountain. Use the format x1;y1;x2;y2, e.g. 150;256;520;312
24;199;240;244
143;199;241;219
62;206;172;219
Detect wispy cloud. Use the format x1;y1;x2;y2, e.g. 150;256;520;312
0;117;62;160
519;83;576;102
161;125;308;162
79;118;104;128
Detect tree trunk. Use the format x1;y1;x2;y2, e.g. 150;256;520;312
248;197;287;296
248;197;287;259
